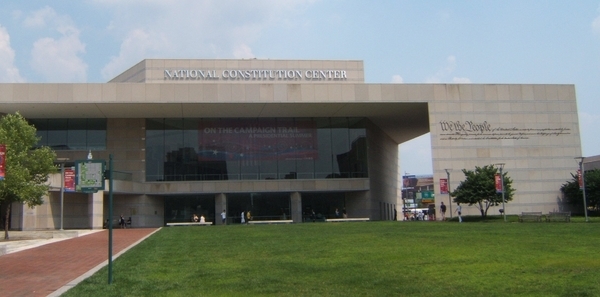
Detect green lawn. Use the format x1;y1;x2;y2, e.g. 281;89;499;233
64;219;600;297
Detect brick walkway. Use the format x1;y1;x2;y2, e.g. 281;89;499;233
0;228;158;297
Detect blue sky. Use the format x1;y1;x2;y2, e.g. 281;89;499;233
1;1;599;175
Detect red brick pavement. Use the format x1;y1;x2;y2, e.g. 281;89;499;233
0;228;158;297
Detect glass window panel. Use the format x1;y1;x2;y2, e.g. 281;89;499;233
330;118;350;178
314;118;333;178
29;119;48;147
68;119;87;150
257;118;277;179
86;130;106;150
182;119;200;181
146;119;164;181
348;118;368;177
47;119;68;150
239;118;259;180
294;118;315;179
277;118;297;179
164;119;184;181
197;119;227;180
86;119;107;150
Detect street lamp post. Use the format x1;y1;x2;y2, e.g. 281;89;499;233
444;169;452;219
495;163;506;222
575;157;589;222
403;172;410;220
55;158;69;231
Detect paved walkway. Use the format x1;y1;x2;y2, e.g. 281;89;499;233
0;228;159;297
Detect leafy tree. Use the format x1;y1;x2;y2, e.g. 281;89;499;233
451;164;515;217
560;169;600;213
0;113;56;239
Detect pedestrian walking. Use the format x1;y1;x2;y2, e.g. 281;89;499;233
455;203;462;223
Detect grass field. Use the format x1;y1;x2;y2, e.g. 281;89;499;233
64;219;600;297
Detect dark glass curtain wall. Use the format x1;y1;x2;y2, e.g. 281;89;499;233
29;118;107;150
146;117;368;182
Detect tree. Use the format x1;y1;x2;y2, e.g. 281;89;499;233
451;164;515;218
0;112;56;239
560;169;600;213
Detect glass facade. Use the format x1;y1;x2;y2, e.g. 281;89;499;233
29;119;107;150
146;118;368;182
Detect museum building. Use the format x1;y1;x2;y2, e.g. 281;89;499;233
0;59;582;229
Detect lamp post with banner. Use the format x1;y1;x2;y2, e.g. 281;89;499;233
495;163;506;222
575;157;589;222
55;158;69;230
444;169;452;218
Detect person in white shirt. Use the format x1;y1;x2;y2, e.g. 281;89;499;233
455;203;462;223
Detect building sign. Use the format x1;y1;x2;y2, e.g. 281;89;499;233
0;144;5;180
197;119;318;161
403;175;417;190
495;173;503;193
75;160;105;193
64;168;75;192
440;178;448;194
164;69;348;81
439;120;571;141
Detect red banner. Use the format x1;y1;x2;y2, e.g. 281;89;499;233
197;119;318;161
495;173;502;193
440;178;448;194
64;168;75;192
0;144;5;180
578;169;583;189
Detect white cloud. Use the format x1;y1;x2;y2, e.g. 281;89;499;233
452;77;471;83
101;29;167;80
0;25;24;82
30;33;87;82
232;43;255;59
425;55;472;84
426;55;457;83
25;7;88;82
94;0;313;79
23;6;56;28
391;75;404;83
592;8;600;35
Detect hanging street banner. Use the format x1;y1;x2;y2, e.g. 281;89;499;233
495;173;502;193
440;178;448;194
578;169;583;189
75;160;105;193
64;167;75;192
0;144;5;180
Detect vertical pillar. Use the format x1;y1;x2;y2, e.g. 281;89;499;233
89;190;104;229
215;193;227;225
290;192;302;223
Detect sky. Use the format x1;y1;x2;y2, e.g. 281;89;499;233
1;1;599;176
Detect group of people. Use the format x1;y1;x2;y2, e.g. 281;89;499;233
334;208;347;218
240;210;252;224
192;213;206;223
438;201;462;223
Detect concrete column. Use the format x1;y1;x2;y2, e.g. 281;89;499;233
88;191;104;229
290;192;302;223
215;193;227;225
